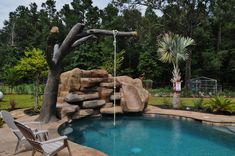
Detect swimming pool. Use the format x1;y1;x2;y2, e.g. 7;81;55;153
59;116;235;156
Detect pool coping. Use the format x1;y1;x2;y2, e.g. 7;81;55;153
145;106;235;126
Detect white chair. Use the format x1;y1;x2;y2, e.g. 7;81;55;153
15;120;72;156
1;110;48;154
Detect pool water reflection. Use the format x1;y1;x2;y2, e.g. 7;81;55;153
59;116;235;156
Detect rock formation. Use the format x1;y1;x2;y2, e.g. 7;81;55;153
56;68;149;120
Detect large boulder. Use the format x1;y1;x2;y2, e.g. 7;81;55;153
68;68;81;92
72;109;95;119
65;92;99;103
100;106;123;114
82;100;106;108
116;76;149;112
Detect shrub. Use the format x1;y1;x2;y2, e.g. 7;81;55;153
0;117;4;128
204;96;234;113
193;98;204;110
10;99;17;110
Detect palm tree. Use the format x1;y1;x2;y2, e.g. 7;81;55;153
157;33;194;108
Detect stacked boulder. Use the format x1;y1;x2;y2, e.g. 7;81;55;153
56;68;149;120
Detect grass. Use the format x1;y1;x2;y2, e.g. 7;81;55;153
1;94;235;111
0;94;42;110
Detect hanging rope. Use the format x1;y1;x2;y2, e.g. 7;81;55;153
113;30;118;126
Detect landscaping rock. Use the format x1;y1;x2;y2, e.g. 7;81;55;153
68;68;81;92
81;78;108;87
102;102;113;108
82;100;106;108
116;76;149;112
110;93;121;101
100;106;123;114
72;109;95;119
56;103;79;119
65;92;99;103
100;82;120;88
80;86;100;93
81;69;108;78
98;88;113;100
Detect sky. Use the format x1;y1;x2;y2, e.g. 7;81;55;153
0;0;111;28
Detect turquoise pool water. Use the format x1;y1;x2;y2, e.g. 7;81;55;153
59;116;235;156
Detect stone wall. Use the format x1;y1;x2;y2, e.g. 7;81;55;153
56;68;149;120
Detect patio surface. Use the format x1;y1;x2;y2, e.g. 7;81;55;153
1;106;235;155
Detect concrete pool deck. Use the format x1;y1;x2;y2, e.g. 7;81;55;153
145;105;235;126
1;106;235;155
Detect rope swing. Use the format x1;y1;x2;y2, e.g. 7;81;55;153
113;30;118;126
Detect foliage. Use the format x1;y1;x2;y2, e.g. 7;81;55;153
0;118;4;128
9;99;16;110
0;0;234;96
193;97;204;110
204;96;234;113
157;33;194;83
0;94;41;110
101;50;125;74
14;48;47;111
14;48;48;79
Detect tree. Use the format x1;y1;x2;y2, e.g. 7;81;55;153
38;24;137;123
157;33;194;108
15;48;48;111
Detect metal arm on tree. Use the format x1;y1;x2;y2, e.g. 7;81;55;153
38;23;137;123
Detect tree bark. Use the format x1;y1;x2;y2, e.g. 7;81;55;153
37;69;61;123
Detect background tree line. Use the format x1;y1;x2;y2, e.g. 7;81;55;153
0;0;234;92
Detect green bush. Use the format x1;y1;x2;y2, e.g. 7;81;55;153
0;117;4;128
193;98;204;110
204;96;234;113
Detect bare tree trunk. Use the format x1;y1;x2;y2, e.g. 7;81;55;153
34;76;39;112
37;69;60;123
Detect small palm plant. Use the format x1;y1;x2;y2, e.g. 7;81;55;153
157;33;194;108
204;96;234;113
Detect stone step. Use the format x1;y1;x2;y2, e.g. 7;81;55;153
81;78;108;88
102;102;113;108
100;82;121;88
110;93;121;101
98;88;113;99
80;86;100;93
81;69;108;78
57;97;65;104
65;92;99;103
100;106;123;114
82;100;106;108
72;109;95;119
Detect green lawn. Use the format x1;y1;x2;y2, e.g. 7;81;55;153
1;94;235;111
0;94;42;110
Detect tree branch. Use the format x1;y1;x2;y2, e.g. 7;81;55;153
86;29;138;36
46;26;59;69
71;35;97;48
56;23;85;64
